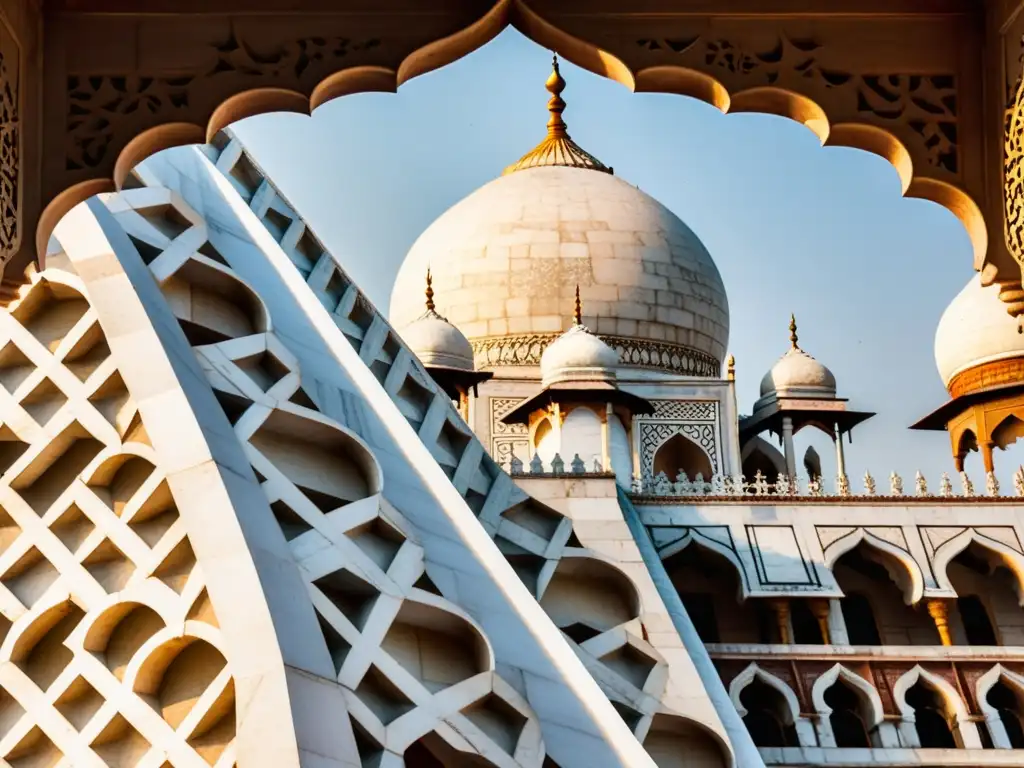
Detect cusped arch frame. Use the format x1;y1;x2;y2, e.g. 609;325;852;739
657;529;751;601
976;663;1024;719
822;528;926;606
931;528;1024;607
35;0;987;280
975;663;1024;749
810;663;885;728
727;662;801;727
892;664;971;730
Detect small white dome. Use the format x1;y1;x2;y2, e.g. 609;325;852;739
934;274;1024;388
759;347;837;399
540;324;619;386
401;311;475;372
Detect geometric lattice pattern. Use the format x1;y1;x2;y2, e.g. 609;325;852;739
201;134;674;744
107;187;543;766
0;268;234;767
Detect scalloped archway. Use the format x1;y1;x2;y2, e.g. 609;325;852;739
33;0;993;295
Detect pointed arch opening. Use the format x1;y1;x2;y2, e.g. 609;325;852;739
740;437;786;483
895;667;974;748
938;536;1024;642
992;414;1024;451
812;664;884;748
824;680;872;748
663;539;757;643
978;667;1024;749
831;540;933;644
905;679;957;748
987;681;1024;748
736;677;799;748
653;434;712;481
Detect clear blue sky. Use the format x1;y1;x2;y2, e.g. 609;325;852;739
231;28;1023;488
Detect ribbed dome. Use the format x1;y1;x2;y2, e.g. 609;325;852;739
934;274;1024;389
390;166;729;370
402;311;475;372
759;347;837;398
540;323;619;386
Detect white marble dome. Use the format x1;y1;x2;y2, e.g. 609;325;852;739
935;274;1024;388
401;311;475;371
389;165;730;371
540;323;619;386
759;347;837;399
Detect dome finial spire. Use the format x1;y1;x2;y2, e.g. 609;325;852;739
502;54;612;176
789;314;800;350
425;267;435;312
574;284;582;326
546;54;568;139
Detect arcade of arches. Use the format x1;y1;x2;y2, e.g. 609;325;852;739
668;536;1024;752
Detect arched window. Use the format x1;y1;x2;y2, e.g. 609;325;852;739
740;679;798;747
664;544;757;643
741;438;785;482
824;680;871;748
906;681;956;748
988;681;1024;748
790;600;824;645
841;593;881;645
653;434;712;480
832;544;932;645
957;595;997;646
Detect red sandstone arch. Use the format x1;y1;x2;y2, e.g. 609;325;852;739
35;0;988;278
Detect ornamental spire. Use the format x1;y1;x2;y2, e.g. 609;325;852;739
425;268;435;312
503;54;613;176
573;284;583;326
789;314;800;350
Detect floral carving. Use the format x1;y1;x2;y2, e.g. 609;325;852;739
0;32;19;259
472;333;720;377
1005;41;1024;269
66;32;381;171
636;34;958;173
489;396;529;467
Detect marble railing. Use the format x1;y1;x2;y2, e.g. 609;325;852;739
506;455;1024;499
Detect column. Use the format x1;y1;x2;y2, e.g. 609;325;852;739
835;425;847;479
601;402;612;473
782;416;797;479
768;599;792;644
981;441;995;473
827;598;849;645
810;599;831;644
926;599;953;646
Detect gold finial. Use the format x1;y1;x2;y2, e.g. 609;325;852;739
573;284;582;326
726;354;735;381
789;314;799;350
503;54;612;176
546;54;567;139
425;268;435;312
